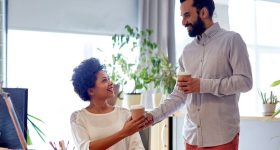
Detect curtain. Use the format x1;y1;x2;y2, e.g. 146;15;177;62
138;0;176;109
0;0;7;84
138;0;176;64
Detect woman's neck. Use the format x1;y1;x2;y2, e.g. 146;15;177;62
86;99;113;114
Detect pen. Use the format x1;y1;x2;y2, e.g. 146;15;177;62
49;141;58;150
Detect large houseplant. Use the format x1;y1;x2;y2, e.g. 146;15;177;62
111;25;158;108
104;52;131;106
150;55;177;108
109;25;177;108
151;55;177;95
112;25;156;94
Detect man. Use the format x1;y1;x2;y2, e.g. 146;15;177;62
145;0;252;149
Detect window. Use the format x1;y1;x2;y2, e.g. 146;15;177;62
174;0;280;116
7;30;112;148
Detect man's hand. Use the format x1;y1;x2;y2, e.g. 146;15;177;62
122;116;145;136
176;77;200;94
144;113;154;128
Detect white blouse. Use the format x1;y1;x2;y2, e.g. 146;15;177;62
70;106;145;150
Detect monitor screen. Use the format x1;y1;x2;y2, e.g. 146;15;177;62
0;88;28;149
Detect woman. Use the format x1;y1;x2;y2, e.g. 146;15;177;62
70;58;145;150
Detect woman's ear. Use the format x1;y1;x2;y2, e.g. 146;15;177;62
88;88;95;96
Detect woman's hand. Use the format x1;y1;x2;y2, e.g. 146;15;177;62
121;116;145;136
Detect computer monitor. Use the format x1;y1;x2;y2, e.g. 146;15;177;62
0;88;28;149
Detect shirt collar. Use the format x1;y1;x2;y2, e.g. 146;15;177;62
197;22;221;41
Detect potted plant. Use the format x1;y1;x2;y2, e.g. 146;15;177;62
150;55;177;108
105;53;131;106
111;25;156;108
27;114;46;145
258;90;278;116
271;80;280;117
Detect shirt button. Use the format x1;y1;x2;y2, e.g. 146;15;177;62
197;108;200;111
198;125;200;128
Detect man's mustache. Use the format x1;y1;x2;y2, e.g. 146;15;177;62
185;24;192;28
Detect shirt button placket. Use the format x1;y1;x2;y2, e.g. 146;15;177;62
197;123;203;146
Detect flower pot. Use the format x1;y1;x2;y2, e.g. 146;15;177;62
123;93;142;109
262;104;276;116
152;93;165;108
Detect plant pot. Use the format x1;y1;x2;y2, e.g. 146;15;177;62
262;104;276;116
152;93;163;108
107;84;120;106
123;93;142;109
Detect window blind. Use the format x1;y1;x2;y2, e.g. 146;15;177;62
8;0;138;35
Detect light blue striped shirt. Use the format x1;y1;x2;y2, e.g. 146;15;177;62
150;23;252;147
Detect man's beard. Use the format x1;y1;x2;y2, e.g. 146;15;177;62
186;16;206;37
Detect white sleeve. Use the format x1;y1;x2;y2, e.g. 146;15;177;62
127;132;145;150
70;111;90;150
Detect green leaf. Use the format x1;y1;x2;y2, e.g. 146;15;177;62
271;80;280;87
28;114;45;123
272;108;280;118
27;130;32;145
27;114;46;143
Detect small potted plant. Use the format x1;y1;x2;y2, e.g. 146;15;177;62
258;90;278;116
271;80;280;117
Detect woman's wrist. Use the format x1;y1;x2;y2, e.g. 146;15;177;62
118;128;128;139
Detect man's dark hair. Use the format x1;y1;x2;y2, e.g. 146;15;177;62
180;0;215;18
71;57;105;101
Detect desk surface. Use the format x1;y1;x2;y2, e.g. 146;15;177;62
171;110;280;121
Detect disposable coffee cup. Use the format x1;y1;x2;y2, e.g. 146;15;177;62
177;71;191;81
130;105;145;120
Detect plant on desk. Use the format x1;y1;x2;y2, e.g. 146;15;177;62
27;114;46;145
271;80;280;117
258;90;278;116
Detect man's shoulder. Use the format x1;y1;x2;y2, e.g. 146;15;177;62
219;29;241;38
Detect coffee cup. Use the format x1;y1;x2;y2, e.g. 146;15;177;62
130;105;145;120
177;71;191;81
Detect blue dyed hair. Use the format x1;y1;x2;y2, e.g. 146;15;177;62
71;58;105;101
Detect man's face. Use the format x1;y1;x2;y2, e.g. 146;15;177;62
180;0;206;37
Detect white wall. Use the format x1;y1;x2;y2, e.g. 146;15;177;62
173;116;280;150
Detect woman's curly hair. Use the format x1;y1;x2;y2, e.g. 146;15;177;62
71;58;105;101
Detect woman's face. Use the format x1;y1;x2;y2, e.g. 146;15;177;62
89;70;114;100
